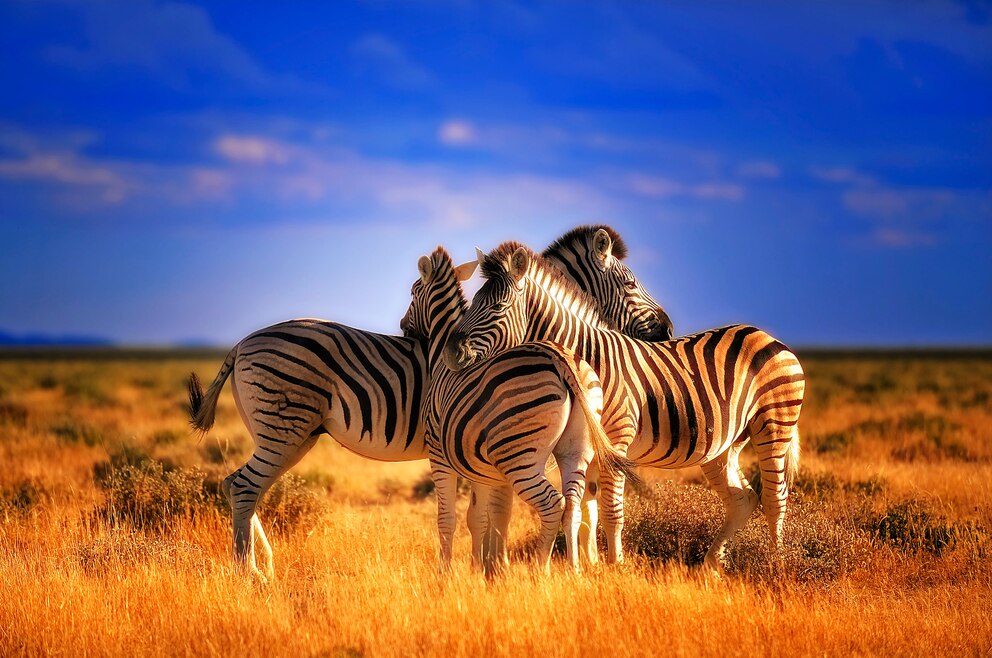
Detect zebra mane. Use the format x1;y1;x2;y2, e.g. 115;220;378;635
430;245;468;310
481;241;608;329
542;224;629;261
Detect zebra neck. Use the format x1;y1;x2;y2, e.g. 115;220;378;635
522;272;604;360
427;295;465;373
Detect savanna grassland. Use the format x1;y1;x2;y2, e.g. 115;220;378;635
0;349;990;657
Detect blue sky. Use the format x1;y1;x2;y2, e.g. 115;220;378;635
1;1;989;346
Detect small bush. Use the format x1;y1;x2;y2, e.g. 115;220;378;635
870;500;957;555
409;473;472;501
74;534;210;575
150;429;183;446
852;476;886;497
793;470;840;501
63;375;115;407
0;479;48;519
377;478;404;501
812;431;852;454
258;473;325;534
93;448;225;530
0;401;28;426
52;420;105;447
622;481;722;566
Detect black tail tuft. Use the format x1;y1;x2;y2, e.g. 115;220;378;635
187;372;205;431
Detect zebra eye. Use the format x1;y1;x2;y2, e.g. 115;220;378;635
624;280;638;290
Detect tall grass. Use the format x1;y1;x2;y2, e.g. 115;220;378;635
0;351;990;656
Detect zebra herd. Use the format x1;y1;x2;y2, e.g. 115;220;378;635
188;225;805;580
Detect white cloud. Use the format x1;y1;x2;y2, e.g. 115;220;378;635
437;120;477;147
214;135;292;165
843;188;954;220
0;151;129;203
811;166;875;187
869;227;937;248
737;161;781;180
627;175;745;201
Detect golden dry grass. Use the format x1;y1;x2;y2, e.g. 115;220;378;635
1;349;990;657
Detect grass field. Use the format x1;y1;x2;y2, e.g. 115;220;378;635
1;349;990;656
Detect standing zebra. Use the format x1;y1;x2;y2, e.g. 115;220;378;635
186;226;670;579
444;243;805;571
403;246;634;574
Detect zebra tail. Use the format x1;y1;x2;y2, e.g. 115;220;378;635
560;359;641;487
187;347;237;434
785;426;801;490
751;426;801;500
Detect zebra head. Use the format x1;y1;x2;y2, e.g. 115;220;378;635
400;246;478;356
543;225;673;341
443;244;533;372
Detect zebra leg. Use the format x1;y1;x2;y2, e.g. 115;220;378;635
502;464;564;574
556;452;592;573
579;462;600;566
487;484;513;570
699;442;759;573
466;483;488;569
431;462;459;573
752;425;800;563
225;433;318;581
598;470;626;564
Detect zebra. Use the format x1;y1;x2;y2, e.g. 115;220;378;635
402;246;635;575
186;226;671;579
443;242;806;572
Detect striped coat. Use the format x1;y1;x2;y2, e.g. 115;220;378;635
444;243;805;570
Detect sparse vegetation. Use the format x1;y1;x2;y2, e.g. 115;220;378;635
0;349;990;656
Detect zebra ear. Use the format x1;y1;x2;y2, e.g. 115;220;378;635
417;255;434;284
593;228;613;268
475;246;486;267
509;247;530;282
453;260;478;282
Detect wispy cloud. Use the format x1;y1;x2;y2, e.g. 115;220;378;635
843;188;955;220
811;166;876;186
351;34;434;90
627;175;745;201
737;161;781;180
45;0;274;90
0;148;130;203
437;120;478;147
215;135;292;166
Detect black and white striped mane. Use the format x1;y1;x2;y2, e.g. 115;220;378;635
481;242;610;330
429;245;469;310
541;224;629;261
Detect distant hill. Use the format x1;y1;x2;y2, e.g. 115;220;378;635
0;330;114;347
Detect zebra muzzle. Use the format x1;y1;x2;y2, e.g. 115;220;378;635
442;333;476;371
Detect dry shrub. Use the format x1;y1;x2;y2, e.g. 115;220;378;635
792;469;886;502
410;472;472;501
0;479;49;519
257;473;325;535
150;428;183;446
93;446;226;530
62;374;115;407
74;533;211;575
622;480;871;582
93;446;325;535
622;480;722;566
51;419;105;446
868;500;958;556
0;401;28;426
811;430;853;454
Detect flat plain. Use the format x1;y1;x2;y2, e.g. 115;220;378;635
1;349;990;657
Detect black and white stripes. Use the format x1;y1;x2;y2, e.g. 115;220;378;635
445;242;805;569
